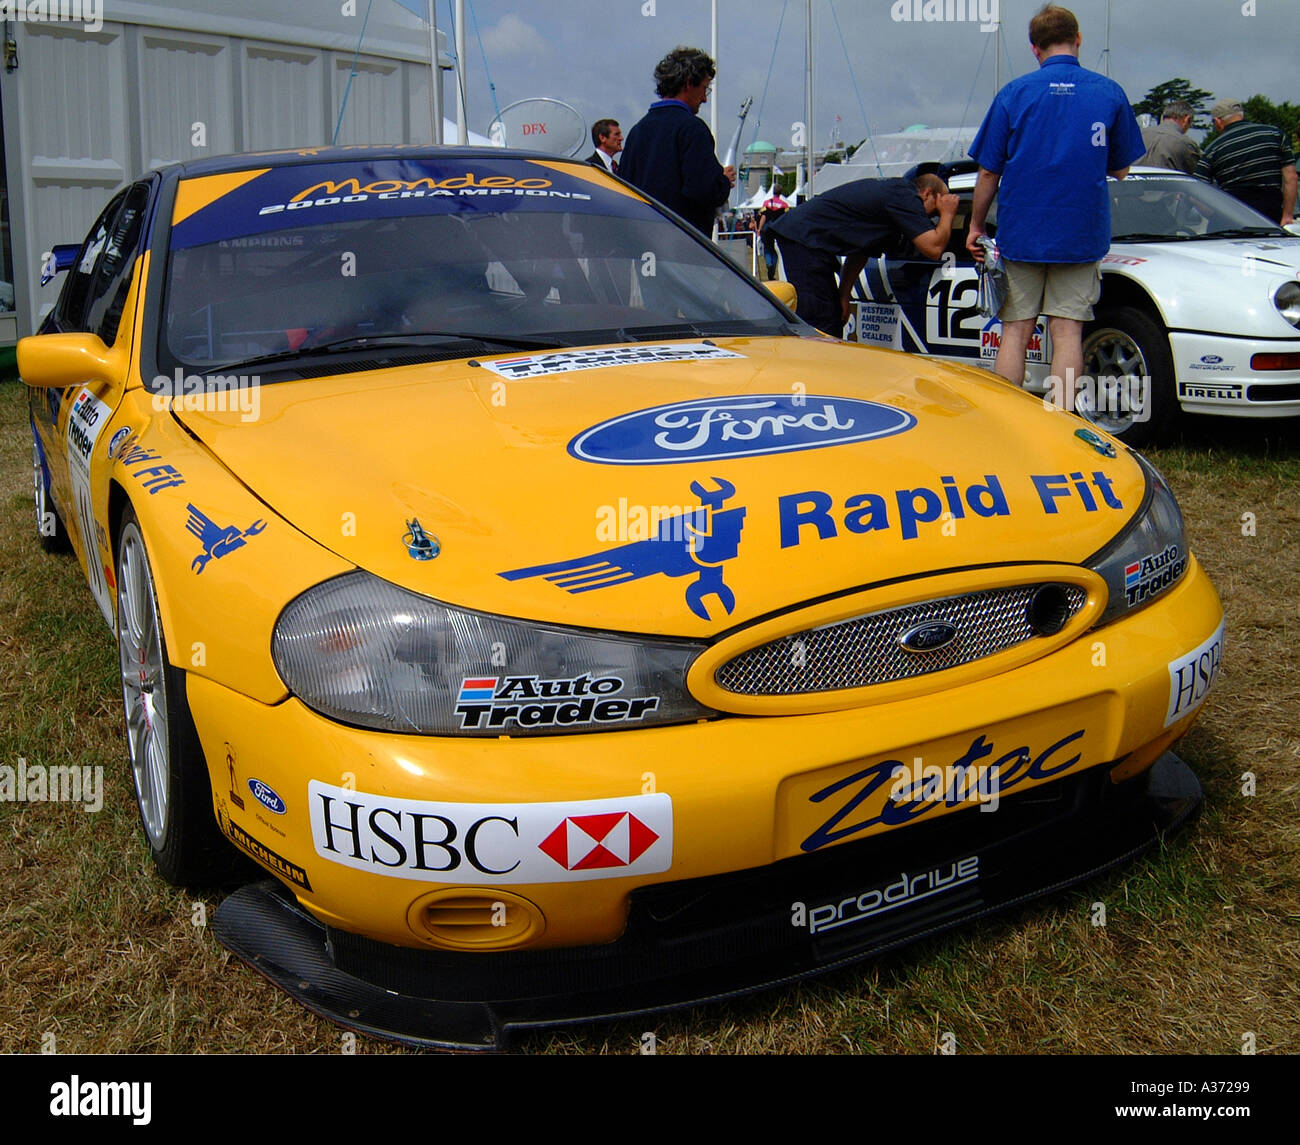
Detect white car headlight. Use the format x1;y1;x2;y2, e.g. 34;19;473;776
1275;281;1300;328
272;571;712;735
1087;454;1188;625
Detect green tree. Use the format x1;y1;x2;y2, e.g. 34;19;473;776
1132;78;1214;129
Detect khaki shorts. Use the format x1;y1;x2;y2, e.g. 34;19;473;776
1001;259;1101;322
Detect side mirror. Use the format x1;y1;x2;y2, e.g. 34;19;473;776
18;332;121;389
764;280;797;311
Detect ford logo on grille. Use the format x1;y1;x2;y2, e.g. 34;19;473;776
1200;354;1223;364
568;394;916;464
898;621;958;653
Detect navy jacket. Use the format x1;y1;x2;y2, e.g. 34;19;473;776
618;101;731;235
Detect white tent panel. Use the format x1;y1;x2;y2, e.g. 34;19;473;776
0;1;454;339
245;45;326;152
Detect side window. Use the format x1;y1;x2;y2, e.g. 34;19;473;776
84;183;150;346
52;183;150;344
53;191;125;332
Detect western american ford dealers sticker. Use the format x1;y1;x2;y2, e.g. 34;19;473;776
309;783;673;883
479;342;743;380
1165;621;1223;728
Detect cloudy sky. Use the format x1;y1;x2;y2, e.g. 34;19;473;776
422;0;1294;154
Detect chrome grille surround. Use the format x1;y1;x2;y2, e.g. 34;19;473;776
715;583;1088;696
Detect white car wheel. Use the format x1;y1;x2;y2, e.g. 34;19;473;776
1081;306;1177;446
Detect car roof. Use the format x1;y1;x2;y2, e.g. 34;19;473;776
945;166;1201;192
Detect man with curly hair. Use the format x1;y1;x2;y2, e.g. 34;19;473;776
619;46;736;236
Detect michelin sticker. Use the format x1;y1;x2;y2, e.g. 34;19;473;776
480;342;742;381
1165;621;1224;727
308;783;673;883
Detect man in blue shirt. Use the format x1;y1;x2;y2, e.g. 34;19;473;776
966;5;1144;395
619;47;736;237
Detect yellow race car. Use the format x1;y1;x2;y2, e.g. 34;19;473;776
24;146;1223;1049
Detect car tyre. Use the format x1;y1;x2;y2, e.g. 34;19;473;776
116;505;243;886
33;435;71;553
1080;305;1178;446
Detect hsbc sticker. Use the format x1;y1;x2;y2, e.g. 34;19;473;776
308;781;672;883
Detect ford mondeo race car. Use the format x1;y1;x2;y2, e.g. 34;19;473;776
849;166;1300;444
24;146;1222;1050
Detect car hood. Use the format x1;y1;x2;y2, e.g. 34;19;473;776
1116;235;1300;274
1111;236;1300;336
174;337;1146;637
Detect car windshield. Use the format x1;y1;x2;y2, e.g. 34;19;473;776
1110;174;1289;241
159;156;788;374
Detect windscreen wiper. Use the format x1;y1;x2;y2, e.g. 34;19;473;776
1199;226;1288;239
1110;232;1184;243
204;331;572;374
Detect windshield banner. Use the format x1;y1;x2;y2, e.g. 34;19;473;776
171;158;641;250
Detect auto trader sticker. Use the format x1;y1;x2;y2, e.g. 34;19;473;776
501;476;746;620
481;342;743;381
308;783;673;883
454;673;660;731
1124;544;1187;606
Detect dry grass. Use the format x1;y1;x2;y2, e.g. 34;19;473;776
2;381;1296;1055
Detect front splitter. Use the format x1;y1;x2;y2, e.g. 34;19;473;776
212;751;1202;1050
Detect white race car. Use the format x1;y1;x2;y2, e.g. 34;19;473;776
850;166;1300;444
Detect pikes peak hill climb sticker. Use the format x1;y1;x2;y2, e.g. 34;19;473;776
569;394;916;464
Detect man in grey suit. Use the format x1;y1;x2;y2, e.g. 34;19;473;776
1138;101;1200;174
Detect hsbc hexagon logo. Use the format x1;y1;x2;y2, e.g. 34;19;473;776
538;812;661;871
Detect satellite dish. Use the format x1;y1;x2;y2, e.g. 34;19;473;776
488;98;588;157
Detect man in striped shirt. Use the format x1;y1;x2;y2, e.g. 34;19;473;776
1196;98;1297;225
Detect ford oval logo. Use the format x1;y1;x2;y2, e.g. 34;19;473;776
247;778;286;815
568;394;916;465
1200;354;1223;364
898;621;958;653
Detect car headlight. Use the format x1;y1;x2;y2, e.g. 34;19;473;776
1275;281;1300;328
1087;453;1188;625
272;571;713;735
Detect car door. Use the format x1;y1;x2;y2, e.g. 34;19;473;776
31;180;153;620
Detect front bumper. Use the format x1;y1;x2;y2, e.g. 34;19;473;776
188;559;1222;951
212;750;1203;1050
1170;331;1300;416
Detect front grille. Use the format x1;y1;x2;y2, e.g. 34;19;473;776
716;583;1087;695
